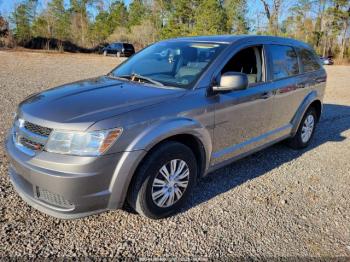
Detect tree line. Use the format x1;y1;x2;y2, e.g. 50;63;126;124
0;0;349;60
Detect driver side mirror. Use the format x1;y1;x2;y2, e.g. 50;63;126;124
212;72;248;92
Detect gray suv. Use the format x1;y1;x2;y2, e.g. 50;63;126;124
5;35;326;219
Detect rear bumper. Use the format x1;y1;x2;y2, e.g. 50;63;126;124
122;51;134;57
5;135;144;219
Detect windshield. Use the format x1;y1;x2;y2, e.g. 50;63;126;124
110;41;227;88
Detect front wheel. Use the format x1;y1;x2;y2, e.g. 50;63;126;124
127;141;197;219
287;107;317;149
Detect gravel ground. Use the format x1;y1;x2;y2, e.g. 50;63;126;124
0;50;349;258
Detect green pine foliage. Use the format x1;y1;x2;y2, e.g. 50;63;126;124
128;0;148;27
6;0;350;59
11;0;38;44
193;0;227;35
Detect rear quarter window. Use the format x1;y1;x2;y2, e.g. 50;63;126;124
123;44;134;50
269;45;299;80
112;43;121;48
299;48;321;73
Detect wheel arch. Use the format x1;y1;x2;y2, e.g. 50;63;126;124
107;118;212;209
141;133;208;179
309;100;322;121
291;91;323;136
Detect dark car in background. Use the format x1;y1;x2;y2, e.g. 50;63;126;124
102;42;135;57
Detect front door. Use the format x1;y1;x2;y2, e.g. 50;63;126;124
211;45;275;165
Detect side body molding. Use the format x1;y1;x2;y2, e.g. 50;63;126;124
107;117;213;209
290;90;322;136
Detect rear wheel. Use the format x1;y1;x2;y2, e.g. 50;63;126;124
288;107;317;149
127;141;197;219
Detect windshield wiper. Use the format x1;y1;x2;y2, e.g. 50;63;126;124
119;73;164;87
107;73;164;87
106;73;129;81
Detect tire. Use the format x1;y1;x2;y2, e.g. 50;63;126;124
287;107;317;149
103;50;107;56
116;52;121;58
127;141;197;219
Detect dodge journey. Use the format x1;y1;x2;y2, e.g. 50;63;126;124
5;35;326;219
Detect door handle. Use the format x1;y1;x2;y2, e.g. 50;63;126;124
261;92;272;99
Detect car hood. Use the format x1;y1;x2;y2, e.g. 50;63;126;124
19;76;185;131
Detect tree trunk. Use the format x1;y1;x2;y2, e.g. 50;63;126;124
339;20;349;59
80;12;84;46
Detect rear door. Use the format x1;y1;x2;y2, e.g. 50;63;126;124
298;48;326;87
110;43;120;54
265;44;308;131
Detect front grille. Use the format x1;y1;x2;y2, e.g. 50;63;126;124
36;186;74;209
24;121;52;137
20;137;44;151
13;119;52;154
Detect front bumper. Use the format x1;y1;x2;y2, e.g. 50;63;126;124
5;135;142;219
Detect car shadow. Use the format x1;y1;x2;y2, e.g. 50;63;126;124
183;103;350;212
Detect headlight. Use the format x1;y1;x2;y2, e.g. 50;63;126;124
45;128;122;156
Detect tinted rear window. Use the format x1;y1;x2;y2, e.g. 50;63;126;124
123;43;134;50
299;48;321;72
270;45;299;80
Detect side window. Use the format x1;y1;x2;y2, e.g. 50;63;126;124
299;48;321;73
269;45;299;80
221;46;264;85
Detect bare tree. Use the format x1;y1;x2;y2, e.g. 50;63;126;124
339;6;350;59
259;0;283;35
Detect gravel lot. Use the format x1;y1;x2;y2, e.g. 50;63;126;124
0;50;349;258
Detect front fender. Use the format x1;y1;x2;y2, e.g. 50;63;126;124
107;117;213;209
127;118;212;156
291;91;321;136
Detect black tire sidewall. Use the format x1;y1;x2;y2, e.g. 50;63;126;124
296;107;317;147
131;142;197;219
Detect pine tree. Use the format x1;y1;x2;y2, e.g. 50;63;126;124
193;0;227;35
108;0;128;30
160;0;200;38
11;0;38;44
89;10;111;45
128;0;148;27
69;0;94;46
49;0;70;48
224;0;249;34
